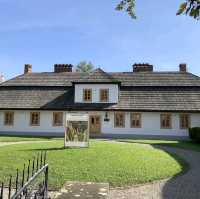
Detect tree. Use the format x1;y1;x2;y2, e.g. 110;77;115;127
116;0;200;20
177;0;200;19
76;61;95;72
116;0;136;19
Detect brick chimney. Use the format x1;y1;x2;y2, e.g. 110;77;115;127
24;64;32;74
54;64;73;73
179;63;187;72
133;63;153;72
0;73;5;83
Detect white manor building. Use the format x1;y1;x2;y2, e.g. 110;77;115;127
0;63;200;139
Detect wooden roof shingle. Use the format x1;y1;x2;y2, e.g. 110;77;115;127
1;68;200;111
1;71;200;87
0;86;200;112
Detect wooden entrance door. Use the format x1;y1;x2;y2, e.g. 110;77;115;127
90;115;101;134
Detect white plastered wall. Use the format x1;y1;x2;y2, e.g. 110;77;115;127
101;112;200;137
0;111;65;135
74;84;119;103
0;111;200;137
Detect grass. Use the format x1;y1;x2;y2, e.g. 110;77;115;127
116;139;200;152
0;140;186;190
0;135;56;142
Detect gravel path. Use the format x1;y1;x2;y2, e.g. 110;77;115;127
109;145;200;199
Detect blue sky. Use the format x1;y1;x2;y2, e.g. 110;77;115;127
0;0;199;80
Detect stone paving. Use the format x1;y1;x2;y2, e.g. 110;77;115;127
50;182;109;199
109;145;200;199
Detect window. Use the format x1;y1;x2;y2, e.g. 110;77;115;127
30;112;40;126
100;89;109;102
180;114;190;129
4;112;14;126
53;112;63;126
130;113;141;128
83;89;92;102
114;112;125;128
160;113;171;129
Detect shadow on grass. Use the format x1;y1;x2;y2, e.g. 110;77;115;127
0;134;56;139
18;138;200;198
23;146;89;152
115;139;200;152
23;147;66;151
114;139;200;199
37;139;193;198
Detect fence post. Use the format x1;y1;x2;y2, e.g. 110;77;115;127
8;176;12;199
15;169;19;194
0;182;3;199
44;166;48;199
40;152;43;169
1;151;48;199
36;153;39;171
21;164;25;196
44;151;47;166
32;158;35;177
27;160;30;182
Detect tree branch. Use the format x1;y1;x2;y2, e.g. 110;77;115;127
116;0;200;20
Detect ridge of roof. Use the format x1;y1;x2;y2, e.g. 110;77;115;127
109;71;192;74
0;74;24;86
71;67;120;83
89;68;119;81
1;70;200;87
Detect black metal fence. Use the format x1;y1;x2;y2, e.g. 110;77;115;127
0;151;48;199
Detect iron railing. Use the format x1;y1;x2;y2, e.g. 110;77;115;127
0;151;48;199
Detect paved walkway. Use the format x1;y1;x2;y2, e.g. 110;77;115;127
109;145;200;199
50;182;109;199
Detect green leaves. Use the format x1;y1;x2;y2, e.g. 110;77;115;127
116;0;136;19
189;7;200;18
176;0;200;19
76;61;95;72
116;0;200;20
177;2;188;15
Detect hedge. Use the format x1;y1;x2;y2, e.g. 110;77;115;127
189;127;200;143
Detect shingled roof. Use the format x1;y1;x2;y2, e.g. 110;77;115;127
1;70;200;87
1;67;200;112
72;68;119;84
0;87;73;109
0;87;200;112
111;72;200;87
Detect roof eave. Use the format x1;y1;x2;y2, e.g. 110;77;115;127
72;81;121;85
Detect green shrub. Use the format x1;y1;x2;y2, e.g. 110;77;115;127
189;127;200;143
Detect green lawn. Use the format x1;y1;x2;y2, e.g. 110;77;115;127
0;135;55;142
117;139;200;152
0;140;186;189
